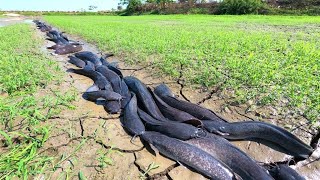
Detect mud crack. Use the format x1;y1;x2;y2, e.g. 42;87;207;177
148;163;179;180
177;64;190;102
197;86;220;105
94;138;145;153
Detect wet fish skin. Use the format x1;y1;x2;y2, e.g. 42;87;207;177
124;76;165;120
68;56;86;68
154;84;225;122
120;79;131;108
54;44;83;55
269;164;305;180
67;67;112;90
150;88;202;126
104;101;121;114
141;131;237;180
137;108;205;140
75;51;102;67
203;120;313;159
96;65;122;94
187;134;273;180
85;61;96;71
122;93;145;136
83;90;122;102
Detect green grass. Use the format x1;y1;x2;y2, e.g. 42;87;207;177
0;24;75;179
44;15;319;124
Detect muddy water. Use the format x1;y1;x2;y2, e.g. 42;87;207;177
30;22;320;179
0;16;33;27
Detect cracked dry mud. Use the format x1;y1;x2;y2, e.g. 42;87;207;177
33;24;320;180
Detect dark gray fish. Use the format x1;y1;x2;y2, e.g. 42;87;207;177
83;90;122;102
141;131;237;180
67;67;112;90
100;57;109;66
153;83;175;97
68;56;85;68
46;30;60;39
104;101;121;114
96;66;122;94
154;84;226;122
120;79;131;108
124;76;165;120
107;65;123;78
269;164;305;180
138;108;205;140
85;61;96;71
47;36;69;45
54;44;83;55
149;88;203;127
86;84;99;92
75;51;102;66
187;133;273;180
203;120;313;159
121;93;145;136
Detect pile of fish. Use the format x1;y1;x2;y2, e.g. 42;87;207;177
34;20;312;180
33;20;83;55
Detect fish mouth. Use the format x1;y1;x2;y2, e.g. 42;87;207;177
193;128;207;138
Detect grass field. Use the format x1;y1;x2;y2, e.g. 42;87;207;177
44;15;320;124
0;24;75;179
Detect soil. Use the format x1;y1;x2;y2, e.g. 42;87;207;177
9;18;320;179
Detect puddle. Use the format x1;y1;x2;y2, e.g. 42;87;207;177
0;17;32;27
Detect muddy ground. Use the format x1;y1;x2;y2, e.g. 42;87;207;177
2;16;319;179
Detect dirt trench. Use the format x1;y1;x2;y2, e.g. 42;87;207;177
33;23;320;180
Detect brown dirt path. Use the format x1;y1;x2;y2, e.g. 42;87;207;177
33;23;319;180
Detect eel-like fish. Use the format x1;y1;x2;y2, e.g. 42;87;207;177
104;100;121;114
96;65;122;94
67;67;112;90
269;164;305;180
202;120;313;158
83;90;122;102
187;134;273;180
154;83;226;122
75;51;102;67
124;76;165;120
54;44;83;55
120;79;131;108
138;108;205;140
141;131;237;180
149;88;203;127
68;56;86;68
85;61;96;71
121;93;145;136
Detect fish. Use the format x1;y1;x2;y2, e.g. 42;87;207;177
202;120;313;159
104;100;121;114
75;51;102;67
96;65;122;94
83;90;122;102
187;133;273;180
149;88;203;127
68;56;86;68
54;44;83;55
154;83;226;122
124;76;165;120
138;108;205;140
67;67;112;90
141;131;237;180
269;164;305;180
120;79;131;108
121;93;145;136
